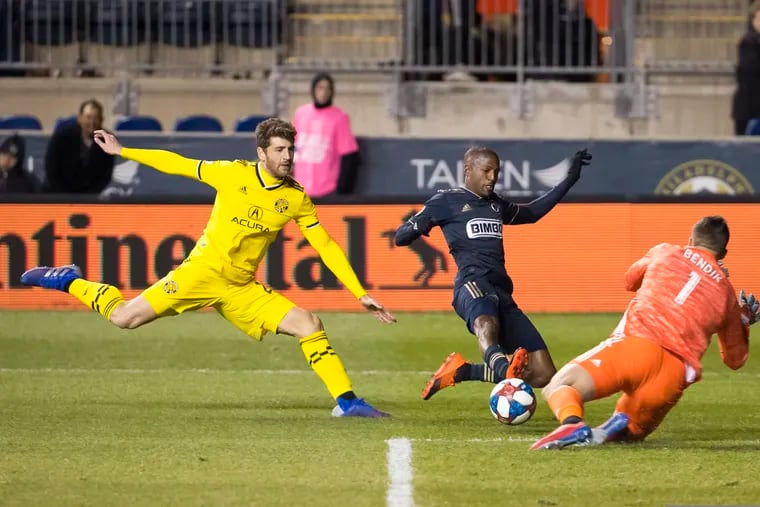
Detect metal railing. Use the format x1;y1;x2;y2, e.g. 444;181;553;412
634;0;751;73
0;0;287;77
0;0;753;78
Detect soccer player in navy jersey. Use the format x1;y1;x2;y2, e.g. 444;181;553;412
394;146;592;399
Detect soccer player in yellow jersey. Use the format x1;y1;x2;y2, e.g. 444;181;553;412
20;118;396;418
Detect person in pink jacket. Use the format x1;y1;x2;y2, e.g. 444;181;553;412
292;73;361;198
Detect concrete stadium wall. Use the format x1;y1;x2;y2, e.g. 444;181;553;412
0;76;738;139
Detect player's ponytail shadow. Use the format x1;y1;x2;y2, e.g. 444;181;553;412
380;210;449;287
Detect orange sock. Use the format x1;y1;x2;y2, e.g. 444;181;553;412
547;385;584;424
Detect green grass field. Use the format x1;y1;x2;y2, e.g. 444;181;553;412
1;311;758;507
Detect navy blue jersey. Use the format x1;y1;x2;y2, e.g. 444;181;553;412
420;188;515;286
394;176;578;292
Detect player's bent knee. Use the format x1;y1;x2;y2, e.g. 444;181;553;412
528;370;554;389
540;365;575;399
108;299;154;329
279;307;324;338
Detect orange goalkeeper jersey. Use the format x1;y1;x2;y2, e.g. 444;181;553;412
613;243;749;377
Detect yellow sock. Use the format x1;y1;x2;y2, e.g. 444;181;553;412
299;331;353;400
547;385;584;424
68;279;125;320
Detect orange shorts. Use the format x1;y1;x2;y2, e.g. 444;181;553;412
572;335;694;440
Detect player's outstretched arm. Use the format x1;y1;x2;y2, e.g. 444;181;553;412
394;216;430;246
716;289;754;370
302;226;396;324
93;129;202;179
506;149;592;225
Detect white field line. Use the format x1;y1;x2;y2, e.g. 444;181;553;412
386;438;414;507
384;436;537;507
413;436;536;443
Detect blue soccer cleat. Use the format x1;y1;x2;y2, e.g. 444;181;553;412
332;397;391;418
530;422;592;450
20;264;82;292
590;412;630;445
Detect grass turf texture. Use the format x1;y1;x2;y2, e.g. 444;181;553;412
1;311;758;506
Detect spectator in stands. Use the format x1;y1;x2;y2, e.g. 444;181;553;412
43;99;115;193
732;0;760;135
292;73;361;198
0;133;35;193
524;0;602;83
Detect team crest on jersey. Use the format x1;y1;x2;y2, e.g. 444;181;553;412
274;198;289;213
490;202;501;213
655;160;753;195
248;206;263;220
163;280;178;295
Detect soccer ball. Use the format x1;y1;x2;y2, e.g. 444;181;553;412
488;378;537;425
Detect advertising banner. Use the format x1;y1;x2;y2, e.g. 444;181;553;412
16;135;760;199
2;203;758;313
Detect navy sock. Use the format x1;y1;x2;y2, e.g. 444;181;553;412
483;344;509;382
455;364;497;383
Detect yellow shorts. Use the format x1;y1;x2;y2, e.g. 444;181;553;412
141;259;296;340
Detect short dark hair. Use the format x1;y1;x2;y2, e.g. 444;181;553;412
464;146;500;167
692;216;730;259
79;98;104;117
254;117;297;150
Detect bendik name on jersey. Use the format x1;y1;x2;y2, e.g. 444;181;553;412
466;219;503;239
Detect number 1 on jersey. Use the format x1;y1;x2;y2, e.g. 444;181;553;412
674;271;701;305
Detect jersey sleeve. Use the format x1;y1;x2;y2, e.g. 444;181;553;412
624;243;670;292
394;192;448;246
297;193;367;299
500;200;520;224
716;287;750;370
120;148;235;191
293;192;322;232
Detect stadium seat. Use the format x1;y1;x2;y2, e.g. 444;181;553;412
745;118;760;136
0;115;43;131
234;115;268;133
53;115;78;132
114;115;163;132
173;115;223;133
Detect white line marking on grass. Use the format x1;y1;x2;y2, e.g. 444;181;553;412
0;368;430;375
413;436;535;443
386;438;414;507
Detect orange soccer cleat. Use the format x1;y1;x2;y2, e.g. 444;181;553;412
506;347;528;379
421;352;468;400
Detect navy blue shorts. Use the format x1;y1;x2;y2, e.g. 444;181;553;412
452;277;547;354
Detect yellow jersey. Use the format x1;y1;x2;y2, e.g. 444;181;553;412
120;148;367;298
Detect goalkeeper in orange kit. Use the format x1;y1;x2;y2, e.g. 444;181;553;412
531;216;757;450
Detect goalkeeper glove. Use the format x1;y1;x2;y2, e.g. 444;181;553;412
739;289;760;326
568;149;592;182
